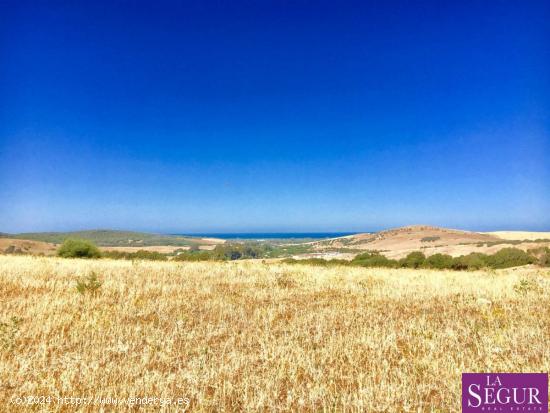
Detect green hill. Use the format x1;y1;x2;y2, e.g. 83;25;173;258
0;230;201;247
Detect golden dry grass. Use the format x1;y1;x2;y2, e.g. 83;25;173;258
0;255;549;412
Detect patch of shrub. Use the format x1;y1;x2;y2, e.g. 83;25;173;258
352;252;398;268
483;248;535;269
451;253;488;270
102;250;167;261
0;316;21;351
76;272;102;295
425;253;454;269
58;239;101;258
211;243;273;260
513;278;541;295
283;247;541;271
282;247;540;271
528;247;550;267
485;240;523;247
132;250;166;260
101;251;125;260
399;252;426;268
173;250;213;261
172;243;276;261
3;245;24;254
421;236;441;242
539;250;550;267
138;251;166;260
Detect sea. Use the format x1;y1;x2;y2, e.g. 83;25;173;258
174;232;360;240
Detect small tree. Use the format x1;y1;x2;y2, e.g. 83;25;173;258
58;239;101;259
451;253;487;270
425;253;454;269
400;252;426;268
188;244;200;252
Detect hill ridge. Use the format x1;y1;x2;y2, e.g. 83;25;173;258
0;229;220;247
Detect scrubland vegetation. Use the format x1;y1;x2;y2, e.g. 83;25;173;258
54;239;550;271
55;239;305;262
0;255;548;411
102;250;168;261
285;247;549;270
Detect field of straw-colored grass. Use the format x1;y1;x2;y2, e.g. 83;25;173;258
0;255;549;412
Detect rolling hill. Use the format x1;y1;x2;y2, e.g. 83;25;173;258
309;225;550;259
0;230;224;247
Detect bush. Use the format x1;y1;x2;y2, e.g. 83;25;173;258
3;245;24;254
58;239;101;259
188;244;201;252
513;278;540;295
211;243;272;260
451;253;487;270
484;248;535;269
425;253;454;269
421;236;441;242
100;250;124;260
131;250;167;261
102;250;168;261
76;272;102;295
400;252;426;268
174;250;212;261
352;252;398;268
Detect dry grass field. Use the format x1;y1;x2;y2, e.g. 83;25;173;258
1;255;549;412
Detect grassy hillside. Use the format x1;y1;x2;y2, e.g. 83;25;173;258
0;255;548;411
0;230;202;247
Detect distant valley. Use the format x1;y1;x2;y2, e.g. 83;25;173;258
1;225;549;260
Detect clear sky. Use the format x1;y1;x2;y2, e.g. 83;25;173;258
1;1;548;233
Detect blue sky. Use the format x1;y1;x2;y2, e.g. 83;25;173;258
1;1;548;233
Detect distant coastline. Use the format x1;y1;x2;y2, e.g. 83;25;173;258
175;232;361;240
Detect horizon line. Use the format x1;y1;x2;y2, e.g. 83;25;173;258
3;225;550;236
